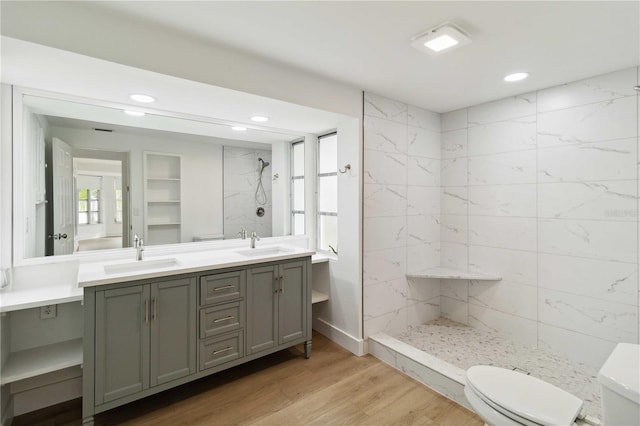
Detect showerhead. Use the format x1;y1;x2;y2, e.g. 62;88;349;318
258;158;270;170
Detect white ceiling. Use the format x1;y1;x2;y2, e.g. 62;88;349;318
84;1;640;113
2;37;348;139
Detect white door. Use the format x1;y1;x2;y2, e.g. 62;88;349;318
51;137;74;255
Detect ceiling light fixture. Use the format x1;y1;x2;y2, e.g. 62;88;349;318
231;126;247;131
124;110;145;117
504;72;529;82
411;22;472;56
130;94;156;103
250;115;269;123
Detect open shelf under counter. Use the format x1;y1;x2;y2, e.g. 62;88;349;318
312;289;329;304
407;267;501;281
1;338;83;385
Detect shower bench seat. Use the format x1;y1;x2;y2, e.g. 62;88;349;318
406;267;501;281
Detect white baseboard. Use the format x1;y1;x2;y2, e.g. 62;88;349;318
312;317;365;356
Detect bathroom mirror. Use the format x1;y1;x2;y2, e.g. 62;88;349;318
17;91;304;259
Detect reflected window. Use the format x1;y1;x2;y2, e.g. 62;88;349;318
114;186;123;224
317;132;338;254
291;140;305;235
78;188;101;225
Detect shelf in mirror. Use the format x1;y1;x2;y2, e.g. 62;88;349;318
146;177;181;181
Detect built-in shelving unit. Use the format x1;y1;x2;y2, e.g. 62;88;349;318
144;152;182;245
1;338;83;385
407;267;501;281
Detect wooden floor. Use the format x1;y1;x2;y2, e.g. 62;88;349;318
14;332;482;426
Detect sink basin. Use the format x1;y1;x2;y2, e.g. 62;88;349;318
104;258;179;275
236;247;294;257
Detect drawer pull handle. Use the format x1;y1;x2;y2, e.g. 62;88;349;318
213;315;235;323
212;346;233;356
214;285;235;292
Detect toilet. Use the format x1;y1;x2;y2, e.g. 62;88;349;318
464;343;639;426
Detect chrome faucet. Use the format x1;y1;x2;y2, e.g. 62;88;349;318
134;233;144;261
250;231;260;249
237;228;247;240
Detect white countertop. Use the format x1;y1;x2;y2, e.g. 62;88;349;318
1;244;315;312
0;283;84;313
78;244;315;287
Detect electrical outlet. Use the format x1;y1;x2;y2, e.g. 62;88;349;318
40;304;57;320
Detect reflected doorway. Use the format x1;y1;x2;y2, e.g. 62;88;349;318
45;148;131;255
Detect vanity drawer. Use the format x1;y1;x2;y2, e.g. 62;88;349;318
200;270;246;306
199;331;244;371
200;301;244;338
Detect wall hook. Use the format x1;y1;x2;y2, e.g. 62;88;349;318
272;173;279;181
339;164;351;174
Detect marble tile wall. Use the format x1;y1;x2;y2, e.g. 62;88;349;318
439;67;639;368
223;147;272;239
363;93;442;337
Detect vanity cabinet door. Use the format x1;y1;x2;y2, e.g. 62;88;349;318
246;265;278;355
278;260;307;345
95;285;150;405
150;277;196;387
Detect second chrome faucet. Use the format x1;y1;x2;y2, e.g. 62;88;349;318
250;231;260;248
134;233;144;261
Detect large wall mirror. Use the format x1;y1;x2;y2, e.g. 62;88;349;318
16;89;306;259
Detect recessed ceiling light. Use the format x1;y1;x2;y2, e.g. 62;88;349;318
411;22;472;56
250;115;269;123
231;126;247;131
504;72;529;82
124;110;145;117
130;94;156;103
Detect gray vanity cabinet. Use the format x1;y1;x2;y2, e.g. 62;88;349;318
246;265;278;354
246;260;308;355
149;278;197;385
92;276;196;405
84;257;311;425
94;285;149;404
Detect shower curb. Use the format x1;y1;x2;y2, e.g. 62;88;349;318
368;333;473;411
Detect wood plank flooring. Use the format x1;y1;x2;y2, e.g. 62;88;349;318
13;332;482;425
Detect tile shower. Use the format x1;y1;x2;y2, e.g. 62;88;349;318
223;146;273;239
364;67;639;413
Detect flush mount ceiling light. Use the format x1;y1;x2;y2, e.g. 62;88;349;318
130;94;156;103
231;126;247;131
124;110;145;117
504;72;529;82
411;22;472;56
250;115;269;122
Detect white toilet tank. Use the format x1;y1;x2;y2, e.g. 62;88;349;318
597;343;639;426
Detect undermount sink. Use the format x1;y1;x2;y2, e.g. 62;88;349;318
236;247;294;257
104;258;179;275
